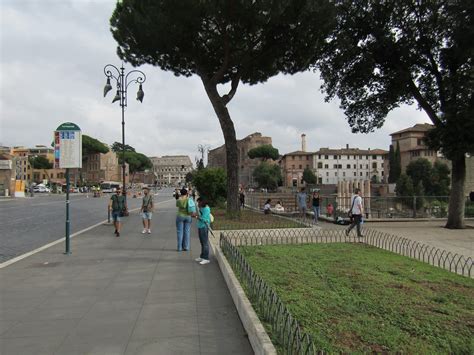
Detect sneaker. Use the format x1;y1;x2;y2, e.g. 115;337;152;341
114;230;118;235
345;229;349;236
195;258;203;262
199;259;210;265
147;229;151;234
116;232;120;237
142;229;147;234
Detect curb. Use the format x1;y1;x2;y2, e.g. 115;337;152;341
209;231;277;355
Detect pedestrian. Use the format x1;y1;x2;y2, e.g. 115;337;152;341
346;188;364;237
274;200;285;213
263;199;272;214
195;197;211;265
140;187;154;234
175;188;196;251
109;187;127;237
297;187;308;218
239;189;245;208
326;203;334;217
174;188;180;200
312;191;320;224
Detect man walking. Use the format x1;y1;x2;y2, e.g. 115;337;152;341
109;187;127;237
297;187;308;218
346;188;364;237
140;187;154;234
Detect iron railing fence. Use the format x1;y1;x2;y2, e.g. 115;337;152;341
220;235;317;355
246;193;474;219
222;228;472;277
220;228;473;353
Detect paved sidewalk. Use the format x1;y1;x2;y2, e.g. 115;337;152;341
0;199;253;355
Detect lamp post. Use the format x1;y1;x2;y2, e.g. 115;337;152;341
103;63;146;198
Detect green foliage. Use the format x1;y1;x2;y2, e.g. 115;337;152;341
192;168;227;206
82;135;109;156
302;167;317;184
431;161;451;196
185;172;194;184
405;158;451;196
111;142;135;153
239;243;474;353
118;151;152;174
253;162;282;190
388;143;401;183
247;145;279;161
406;158;433;194
395;174;414;197
196;158;204;171
29;156;53;169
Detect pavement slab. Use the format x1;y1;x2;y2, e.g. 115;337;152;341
0;197;253;355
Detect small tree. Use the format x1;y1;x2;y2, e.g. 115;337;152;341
253;162;282;191
431;161;450;196
406;158;433;196
302;167;317;185
119;151;152;183
192;168;227;207
29;156;53;169
396;173;414;208
247;145;279;161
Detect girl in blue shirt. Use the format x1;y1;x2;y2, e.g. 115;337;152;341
195;197;211;265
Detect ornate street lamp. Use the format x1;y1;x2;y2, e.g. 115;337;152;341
103;63;146;198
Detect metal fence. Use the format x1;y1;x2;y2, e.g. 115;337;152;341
246;193;474;219
220;228;472;354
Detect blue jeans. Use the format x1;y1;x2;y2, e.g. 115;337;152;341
176;215;192;250
198;227;209;260
312;206;320;222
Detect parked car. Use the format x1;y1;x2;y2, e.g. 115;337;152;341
33;185;50;193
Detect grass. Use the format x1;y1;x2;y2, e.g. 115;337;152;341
212;208;305;230
238;243;474;354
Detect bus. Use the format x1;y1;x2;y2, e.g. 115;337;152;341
100;181;121;193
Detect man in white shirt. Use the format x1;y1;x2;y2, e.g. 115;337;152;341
346;188;364;237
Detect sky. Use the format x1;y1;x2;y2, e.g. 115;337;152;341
0;0;431;165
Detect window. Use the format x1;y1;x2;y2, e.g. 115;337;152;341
360;172;363;176
366;172;369;176
292;165;295;169
325;155;329;159
366;155;369;159
366;164;369;169
317;162;323;168
333;164;338;169
299;165;302;169
417;138;423;145
360;164;363;169
347;164;351;169
292;156;295;160
381;163;384;168
324;164;329;169
382;171;384;176
299;156;303;160
372;162;377;169
354;172;357;176
326;172;329;176
354;155;357;159
306;165;309;169
318;155;321;159
372;155;377;159
353;164;356;169
338;164;342;169
343;172;346;177
306;156;309;160
335;172;338;176
334;155;338;159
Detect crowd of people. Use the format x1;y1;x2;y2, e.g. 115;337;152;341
107;186;212;265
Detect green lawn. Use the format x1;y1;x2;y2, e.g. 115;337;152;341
238;243;474;354
212;208;305;230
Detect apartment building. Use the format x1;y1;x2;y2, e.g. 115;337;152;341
314;145;388;184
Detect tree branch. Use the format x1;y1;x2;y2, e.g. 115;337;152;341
407;78;443;127
210;32;230;84
222;73;241;106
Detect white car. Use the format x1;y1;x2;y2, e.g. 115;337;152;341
33;185;50;193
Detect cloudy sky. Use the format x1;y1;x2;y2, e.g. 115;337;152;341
0;0;431;165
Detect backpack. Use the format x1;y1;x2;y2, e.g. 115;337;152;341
185;197;196;215
210;213;215;223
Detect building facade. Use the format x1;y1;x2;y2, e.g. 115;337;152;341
207;132;273;187
280;150;314;188
78;150;128;185
151;155;193;187
390;123;446;172
314;146;388;185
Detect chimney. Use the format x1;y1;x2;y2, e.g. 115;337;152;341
301;134;307;152
346;144;349;149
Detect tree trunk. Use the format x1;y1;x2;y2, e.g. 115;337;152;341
201;80;240;214
445;154;466;229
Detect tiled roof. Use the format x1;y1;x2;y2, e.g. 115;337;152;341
315;148;388;155
390;123;434;136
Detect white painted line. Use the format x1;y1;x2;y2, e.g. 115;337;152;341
0;199;174;269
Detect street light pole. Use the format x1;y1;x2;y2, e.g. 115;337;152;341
103;63;146;198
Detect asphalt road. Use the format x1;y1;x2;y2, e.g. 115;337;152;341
0;188;174;263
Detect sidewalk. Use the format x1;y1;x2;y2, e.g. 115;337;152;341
0;199;253;355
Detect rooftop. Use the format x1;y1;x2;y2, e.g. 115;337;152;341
390;123;434;136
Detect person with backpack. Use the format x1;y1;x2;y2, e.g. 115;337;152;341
140;187;154;234
108;187;127;237
195;197;211;265
175;188;196;251
345;188;364;237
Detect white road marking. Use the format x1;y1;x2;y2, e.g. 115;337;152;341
0;199;174;269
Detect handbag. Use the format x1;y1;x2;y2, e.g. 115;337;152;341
348;196;356;219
